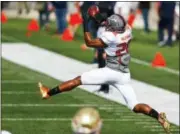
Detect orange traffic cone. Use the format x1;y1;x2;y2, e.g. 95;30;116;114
1;12;7;24
27;19;39;32
61;28;73;41
69;13;83;26
127;13;136;27
152;52;166;67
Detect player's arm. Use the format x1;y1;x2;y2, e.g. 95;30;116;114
84;32;105;48
82;15;106;48
82;5;106;48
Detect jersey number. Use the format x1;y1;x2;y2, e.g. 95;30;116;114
115;40;131;56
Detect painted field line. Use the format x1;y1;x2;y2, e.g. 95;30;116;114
2;103;132;113
151;129;179;132
135;122;159;125
2;118;71;121
98;107;129;111
144;126;180;132
2;91;78;95
1;104;133;112
145;126;180;132
2;35;179;76
2;91;38;94
151;128;180;132
2;34;22;42
2;71;15;74
2;103;116;107
2;80;37;84
0;104;152;114
2;118;154;122
144;125;162;128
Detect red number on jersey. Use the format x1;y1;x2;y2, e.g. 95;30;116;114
115;40;131;56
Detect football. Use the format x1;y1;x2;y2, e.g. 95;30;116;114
87;5;100;17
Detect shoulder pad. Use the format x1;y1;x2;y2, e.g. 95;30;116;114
100;32;116;45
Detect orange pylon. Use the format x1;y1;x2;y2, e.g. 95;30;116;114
1;12;7;24
27;19;39;32
152;52;166;67
61;28;73;41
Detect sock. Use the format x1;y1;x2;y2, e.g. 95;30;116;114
47;86;61;96
149;109;159;120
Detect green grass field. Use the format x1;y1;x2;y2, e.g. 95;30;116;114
2;19;179;93
2;59;179;134
1;18;180;134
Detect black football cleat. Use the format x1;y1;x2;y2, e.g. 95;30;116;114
96;84;109;94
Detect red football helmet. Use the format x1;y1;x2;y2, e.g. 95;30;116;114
87;5;100;18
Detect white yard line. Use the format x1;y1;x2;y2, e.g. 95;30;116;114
2;34;23;42
2;118;153;122
2;91;37;94
1;104;130;112
2;118;72;121
1;103;134;113
144;125;162;128
2;80;37;84
135;122;159;125
2;43;179;126
2;103;114;107
151;129;179;132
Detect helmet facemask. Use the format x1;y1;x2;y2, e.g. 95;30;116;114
105;14;126;33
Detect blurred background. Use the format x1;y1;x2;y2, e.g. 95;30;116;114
1;1;179;134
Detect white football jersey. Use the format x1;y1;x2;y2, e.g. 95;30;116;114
97;25;132;73
97;25;132;56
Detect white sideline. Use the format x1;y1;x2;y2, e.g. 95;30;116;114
2;43;179;126
2;34;179;76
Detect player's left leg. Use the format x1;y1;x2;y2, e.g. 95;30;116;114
113;84;170;134
39;67;110;99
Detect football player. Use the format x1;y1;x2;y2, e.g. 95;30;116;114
39;5;170;134
71;107;102;134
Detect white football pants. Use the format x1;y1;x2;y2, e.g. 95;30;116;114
81;67;138;110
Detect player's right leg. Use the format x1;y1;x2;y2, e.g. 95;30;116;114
38;76;82;99
133;104;171;134
39;68;109;99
